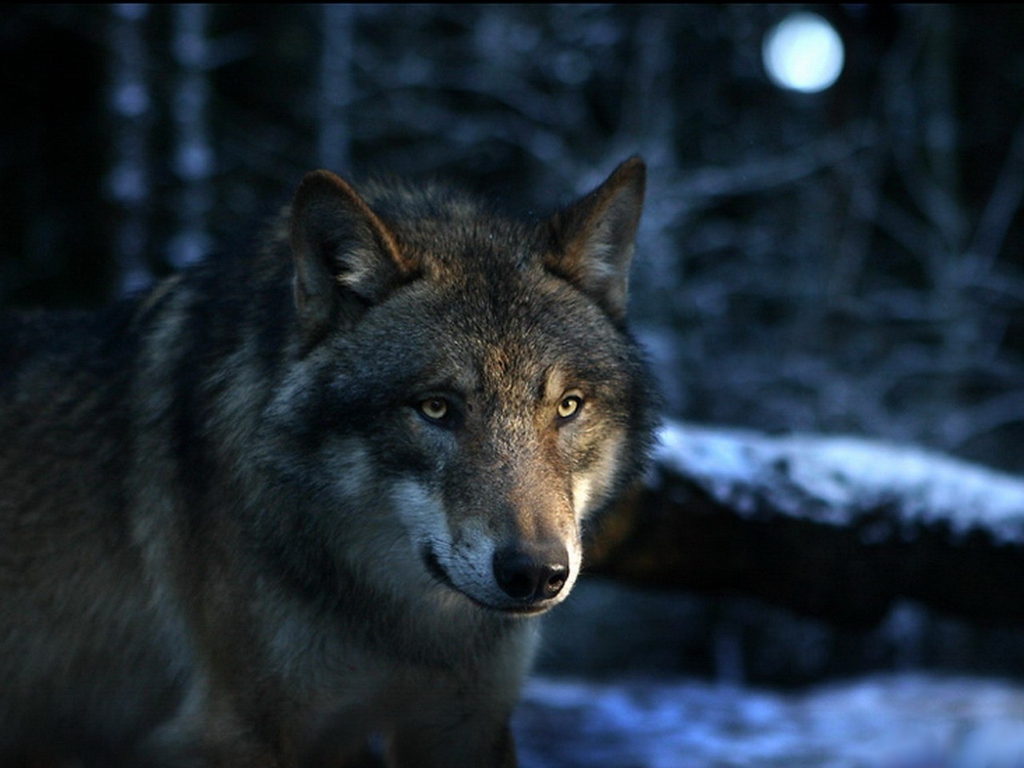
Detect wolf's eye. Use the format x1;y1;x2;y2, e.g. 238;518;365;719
557;392;584;421
418;397;450;422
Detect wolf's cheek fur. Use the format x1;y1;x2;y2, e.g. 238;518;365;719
570;429;625;519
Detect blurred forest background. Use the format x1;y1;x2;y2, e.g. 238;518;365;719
4;4;1024;478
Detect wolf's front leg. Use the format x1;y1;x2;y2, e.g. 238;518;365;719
386;717;517;768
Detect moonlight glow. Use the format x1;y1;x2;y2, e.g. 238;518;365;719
763;13;844;94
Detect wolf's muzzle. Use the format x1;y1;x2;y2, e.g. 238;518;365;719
421;541;570;612
492;543;569;603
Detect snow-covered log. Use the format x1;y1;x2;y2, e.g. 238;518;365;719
586;421;1024;627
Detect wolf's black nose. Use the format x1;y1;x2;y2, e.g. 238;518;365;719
493;544;569;602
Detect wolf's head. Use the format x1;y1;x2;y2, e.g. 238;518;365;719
261;159;657;617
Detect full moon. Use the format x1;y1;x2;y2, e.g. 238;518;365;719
763;13;845;94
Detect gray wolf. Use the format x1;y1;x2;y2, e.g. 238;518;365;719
0;157;657;767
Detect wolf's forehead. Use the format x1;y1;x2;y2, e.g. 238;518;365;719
437;306;589;403
446;351;571;410
478;335;547;388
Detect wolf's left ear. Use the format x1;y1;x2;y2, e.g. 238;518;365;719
545;156;646;321
290;170;415;343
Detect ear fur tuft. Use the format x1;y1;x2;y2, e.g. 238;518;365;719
289;170;414;343
545;156;646;320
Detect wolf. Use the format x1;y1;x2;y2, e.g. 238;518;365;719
0;157;657;767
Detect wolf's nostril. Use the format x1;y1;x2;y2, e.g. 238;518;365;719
493;545;569;602
542;567;567;598
499;570;535;601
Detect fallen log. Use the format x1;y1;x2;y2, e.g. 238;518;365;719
586;422;1024;627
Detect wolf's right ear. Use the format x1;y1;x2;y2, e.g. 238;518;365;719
289;170;415;343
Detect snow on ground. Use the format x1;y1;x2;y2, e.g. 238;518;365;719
514;674;1024;768
655;421;1024;544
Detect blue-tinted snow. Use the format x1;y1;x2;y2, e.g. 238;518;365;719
655;421;1024;543
514;674;1024;768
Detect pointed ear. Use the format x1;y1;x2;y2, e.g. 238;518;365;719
545;157;646;321
289;170;415;343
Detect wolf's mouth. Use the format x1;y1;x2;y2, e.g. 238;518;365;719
422;545;458;591
420;545;548;616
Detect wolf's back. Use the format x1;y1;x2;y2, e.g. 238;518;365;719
0;243;311;761
0;301;178;758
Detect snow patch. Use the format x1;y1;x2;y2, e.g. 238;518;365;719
654;421;1024;544
515;674;1024;768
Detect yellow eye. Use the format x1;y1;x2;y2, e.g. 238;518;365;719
557;392;583;420
419;397;449;422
